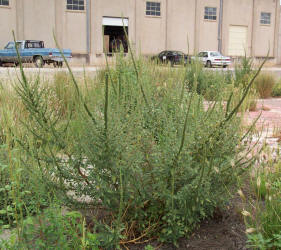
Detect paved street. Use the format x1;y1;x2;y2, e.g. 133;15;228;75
1;65;281;81
0;66;100;82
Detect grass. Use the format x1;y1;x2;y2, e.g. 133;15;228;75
0;51;276;249
242;146;281;250
254;73;276;99
272;81;281;97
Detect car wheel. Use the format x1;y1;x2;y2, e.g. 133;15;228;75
223;65;227;68
206;61;212;68
34;56;44;68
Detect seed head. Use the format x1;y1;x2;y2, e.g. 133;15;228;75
238;189;246;200
268;196;272;201
256;176;261;188
241;210;251;217
246;228;256;234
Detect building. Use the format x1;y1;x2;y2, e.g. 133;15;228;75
0;0;280;65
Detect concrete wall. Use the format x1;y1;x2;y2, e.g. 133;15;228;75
0;0;280;65
167;0;196;54
22;0;56;48
0;0;16;49
92;0;136;54
252;0;278;57
136;0;167;54
222;0;253;56
196;0;220;52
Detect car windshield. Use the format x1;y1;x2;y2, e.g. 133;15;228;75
210;52;222;57
5;42;22;49
172;51;184;56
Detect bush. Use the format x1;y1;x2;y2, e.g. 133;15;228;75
186;62;228;100
254;73;276;99
272;81;281;97
4;52;262;248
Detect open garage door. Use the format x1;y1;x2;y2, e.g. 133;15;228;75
103;17;128;54
228;26;248;56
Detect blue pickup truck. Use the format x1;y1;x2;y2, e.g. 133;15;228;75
0;40;72;68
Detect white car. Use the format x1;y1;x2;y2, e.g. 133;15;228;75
196;51;231;68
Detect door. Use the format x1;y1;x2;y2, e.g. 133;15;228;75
228;26;248;56
103;17;129;53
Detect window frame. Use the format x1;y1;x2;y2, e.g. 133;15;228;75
204;7;217;21
260;12;271;25
66;0;85;11
146;1;161;17
0;0;9;7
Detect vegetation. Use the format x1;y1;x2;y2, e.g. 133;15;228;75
272;81;281;97
242;147;281;250
0;48;277;249
254;73;276;99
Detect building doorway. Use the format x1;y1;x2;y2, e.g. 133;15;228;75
103;17;129;54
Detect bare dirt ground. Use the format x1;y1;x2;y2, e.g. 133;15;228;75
126;203;247;250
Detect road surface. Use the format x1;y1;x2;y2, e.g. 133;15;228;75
1;65;281;81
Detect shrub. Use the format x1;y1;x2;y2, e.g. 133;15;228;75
186;62;228;100
272;81;281;97
254;73;276;99
234;56;255;88
6;51;264;248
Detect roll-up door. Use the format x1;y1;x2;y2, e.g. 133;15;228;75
228;26;248;56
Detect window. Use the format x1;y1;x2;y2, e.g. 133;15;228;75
25;41;44;49
146;2;161;16
198;52;208;57
0;0;9;6
210;52;221;57
260;12;271;25
67;0;84;11
204;7;217;21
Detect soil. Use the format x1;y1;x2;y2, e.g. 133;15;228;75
125;196;247;250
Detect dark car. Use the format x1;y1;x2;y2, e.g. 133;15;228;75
152;50;191;66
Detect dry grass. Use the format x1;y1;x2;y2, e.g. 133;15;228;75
254;73;276;99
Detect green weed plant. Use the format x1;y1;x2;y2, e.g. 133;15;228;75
0;34;267;248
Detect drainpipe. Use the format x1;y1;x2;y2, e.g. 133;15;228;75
86;0;90;64
273;0;279;60
194;0;197;54
251;0;255;57
218;0;223;53
165;0;168;50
